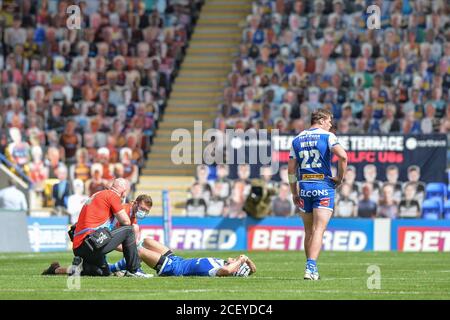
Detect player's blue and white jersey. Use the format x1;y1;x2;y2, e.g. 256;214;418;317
159;256;225;277
289;127;339;188
290;128;340;213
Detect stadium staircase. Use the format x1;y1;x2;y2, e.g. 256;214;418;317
135;0;253;215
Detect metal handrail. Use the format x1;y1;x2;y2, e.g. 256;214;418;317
0;153;34;188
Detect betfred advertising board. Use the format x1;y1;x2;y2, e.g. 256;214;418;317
24;217;450;252
247;217;373;251
139;217;246;250
392;220;450;252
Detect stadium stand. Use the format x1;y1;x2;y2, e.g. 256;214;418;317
425;182;447;199
0;0;449;220
422;198;442;219
184;0;450;219
0;0;204;217
444;199;450;219
133;0;253;214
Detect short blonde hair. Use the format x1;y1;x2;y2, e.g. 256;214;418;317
310;109;333;126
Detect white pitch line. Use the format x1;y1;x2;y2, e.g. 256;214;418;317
1;288;449;296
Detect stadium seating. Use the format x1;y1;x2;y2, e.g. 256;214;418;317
0;0;205;215
444;200;450;220
422;199;442;220
425;183;447;217
201;0;450;219
425;183;447;201
431;197;444;215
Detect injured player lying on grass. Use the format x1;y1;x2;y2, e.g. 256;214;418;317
42;237;256;278
113;237;256;277
42;195;255;278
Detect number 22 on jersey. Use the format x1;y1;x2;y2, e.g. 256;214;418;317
299;150;322;169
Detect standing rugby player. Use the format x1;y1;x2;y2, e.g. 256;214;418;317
288;109;347;280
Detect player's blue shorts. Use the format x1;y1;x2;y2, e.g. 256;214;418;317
158;256;184;276
298;181;335;213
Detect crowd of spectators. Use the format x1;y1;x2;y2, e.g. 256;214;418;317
334;164;424;218
216;0;449;139
196;0;450;219
0;0;203;217
184;163;426;219
1;0;449;220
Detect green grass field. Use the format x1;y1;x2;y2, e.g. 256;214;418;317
0;251;449;300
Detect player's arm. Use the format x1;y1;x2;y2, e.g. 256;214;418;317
331;144;348;187
116;206;139;251
216;255;248;276
110;193;131;226
113;207;131;225
288;143;301;207
288;158;301;207
114;209;131;226
246;257;257;275
288;158;299;195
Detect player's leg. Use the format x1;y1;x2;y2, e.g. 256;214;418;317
108;257;128;273
299;212;313;259
109;246;162;271
299;187;318;280
139;246;164;269
55;266;69;274
298;184;314;261
41;260;102;277
99;226;142;275
42;262;69;275
141;237;172;256
303;186;335;280
298;182;314;259
140;246;178;276
309;207;332;261
303;207;332;280
71;227;147;277
109;238;172;275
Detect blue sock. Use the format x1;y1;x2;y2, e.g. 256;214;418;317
109;258;127;272
306;259;316;266
306;259;317;271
